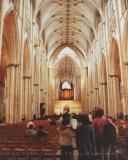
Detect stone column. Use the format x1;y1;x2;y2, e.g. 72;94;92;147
99;84;104;108
0;0;4;62
76;76;81;100
108;75;120;118
81;67;88;113
33;84;40;118
74;76;80;100
40;68;44;104
22;76;32;120
74;79;77;100
6;64;18;124
89;92;93;111
123;64;128;115
14;65;19;122
94;87;99;107
99;83;108;115
28;78;32;119
48;68;55;115
88;93;91;111
40;89;44;103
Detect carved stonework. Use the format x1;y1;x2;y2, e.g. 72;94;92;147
108;15;116;40
25;14;31;37
107;0;116;40
99;23;105;51
25;0;31;37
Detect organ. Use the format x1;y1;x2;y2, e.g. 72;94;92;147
59;89;74;100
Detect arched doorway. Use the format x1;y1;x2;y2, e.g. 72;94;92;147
52;47;82;114
108;39;122;117
1;11;19;123
22;39;32;120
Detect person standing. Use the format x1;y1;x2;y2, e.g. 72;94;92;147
103;117;118;160
76;115;96;160
92;109;106;160
57;116;73;160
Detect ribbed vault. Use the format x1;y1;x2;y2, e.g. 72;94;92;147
33;0;103;60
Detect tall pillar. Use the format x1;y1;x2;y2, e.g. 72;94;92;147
33;84;40;118
14;65;19;122
99;83;108;115
123;64;128;115
40;89;44;103
0;0;4;62
88;93;91;111
81;67;88;113
28;78;32;119
89;92;94;111
22;76;32;120
74;76;81;100
48;68;55;115
99;84;104;109
6;64;18;123
108;75;120;117
94;87;99;107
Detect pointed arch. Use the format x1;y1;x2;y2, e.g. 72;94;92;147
0;10;20;123
49;44;86;68
109;38;121;78
2;10;20;64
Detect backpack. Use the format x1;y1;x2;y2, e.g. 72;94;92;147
103;123;117;145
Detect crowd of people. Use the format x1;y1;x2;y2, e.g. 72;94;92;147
25;109;128;160
57;108;128;160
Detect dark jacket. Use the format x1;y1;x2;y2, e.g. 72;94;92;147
76;124;95;154
103;122;117;145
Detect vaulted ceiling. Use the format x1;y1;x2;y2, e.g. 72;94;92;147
33;0;103;60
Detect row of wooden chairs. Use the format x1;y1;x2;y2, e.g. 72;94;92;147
0;120;60;159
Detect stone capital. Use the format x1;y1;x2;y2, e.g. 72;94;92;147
100;82;107;85
123;62;128;65
33;83;39;86
23;76;32;79
109;74;118;78
95;87;99;90
7;64;19;68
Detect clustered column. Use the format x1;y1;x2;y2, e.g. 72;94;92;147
33;84;40;118
108;75;120;118
22;76;32;120
48;68;55;115
99;82;108;115
81;67;88;113
94;87;99;107
6;64;19;123
123;64;128;115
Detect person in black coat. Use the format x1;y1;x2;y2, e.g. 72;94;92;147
103;117;118;160
76;115;96;160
